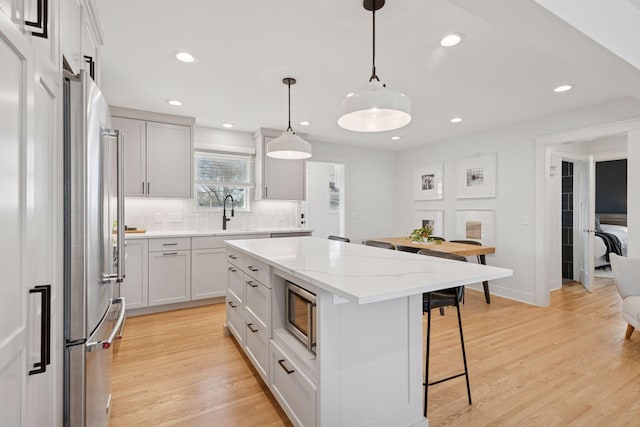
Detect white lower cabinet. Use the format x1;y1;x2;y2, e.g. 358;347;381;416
244;309;269;382
270;340;317;427
226;290;244;344
120;239;148;309
148;250;191;306
191;248;227;299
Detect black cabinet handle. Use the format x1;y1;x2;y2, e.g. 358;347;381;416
247;266;259;272
25;0;49;39
228;301;237;308
228;254;238;260
247;323;259;333
29;284;51;375
228;267;237;272
247;280;258;288
278;359;294;375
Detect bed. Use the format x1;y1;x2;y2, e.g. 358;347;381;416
594;213;628;267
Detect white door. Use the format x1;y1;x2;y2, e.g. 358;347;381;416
0;11;32;425
302;162;346;239
577;155;596;291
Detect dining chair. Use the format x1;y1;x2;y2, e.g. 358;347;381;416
396;245;421;253
362;240;395;250
449;240;491;303
417;248;472;416
328;235;350;243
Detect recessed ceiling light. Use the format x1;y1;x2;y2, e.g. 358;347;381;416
175;51;197;63
299;121;311;126
222;123;234;128
440;33;464;47
450;117;463;123
167;99;182;106
554;84;573;93
391;136;400;140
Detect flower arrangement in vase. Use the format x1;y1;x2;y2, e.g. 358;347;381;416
409;225;434;243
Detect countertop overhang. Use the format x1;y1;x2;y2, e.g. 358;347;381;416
227;236;513;304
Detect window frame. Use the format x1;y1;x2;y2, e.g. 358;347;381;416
193;150;254;210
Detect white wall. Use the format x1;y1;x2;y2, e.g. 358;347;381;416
308;139;397;244
396;97;640;305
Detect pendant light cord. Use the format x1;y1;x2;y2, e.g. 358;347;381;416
369;4;379;82
287;79;293;132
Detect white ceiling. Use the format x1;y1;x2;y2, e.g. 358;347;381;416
97;0;639;151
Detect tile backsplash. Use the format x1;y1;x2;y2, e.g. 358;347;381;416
124;198;300;232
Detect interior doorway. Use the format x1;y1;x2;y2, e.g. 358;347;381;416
535;123;636;306
302;161;346;239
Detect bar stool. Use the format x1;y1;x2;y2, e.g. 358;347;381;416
362;240;395;250
417;249;472;416
449;239;491;303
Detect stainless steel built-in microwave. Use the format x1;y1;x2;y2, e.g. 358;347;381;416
285;281;317;353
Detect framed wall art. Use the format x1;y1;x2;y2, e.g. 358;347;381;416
413;163;443;200
456;154;496;199
455;209;495;246
413;210;444;238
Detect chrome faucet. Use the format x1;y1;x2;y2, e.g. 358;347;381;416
222;194;234;230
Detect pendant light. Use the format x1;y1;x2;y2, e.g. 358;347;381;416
338;0;411;132
266;77;312;159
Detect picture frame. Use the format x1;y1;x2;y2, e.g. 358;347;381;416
413;210;444;238
455;209;495;246
413;163;443;200
456;154;496;199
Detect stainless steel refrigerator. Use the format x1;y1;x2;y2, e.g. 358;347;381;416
63;70;126;427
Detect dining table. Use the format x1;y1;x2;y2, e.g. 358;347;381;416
371;237;496;303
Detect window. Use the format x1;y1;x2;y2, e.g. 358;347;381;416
194;151;253;209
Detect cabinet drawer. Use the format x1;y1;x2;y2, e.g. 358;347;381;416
192;236;227;250
227;263;244;302
226;247;243;268
244;255;270;287
245;279;270;326
270;341;317;427
226;290;243;345
244;310;269;383
148;237;191;252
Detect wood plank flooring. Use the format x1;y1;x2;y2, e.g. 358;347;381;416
110;278;640;426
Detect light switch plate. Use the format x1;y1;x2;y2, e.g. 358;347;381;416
154;213;162;223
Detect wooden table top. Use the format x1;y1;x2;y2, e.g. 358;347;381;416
373;237;495;257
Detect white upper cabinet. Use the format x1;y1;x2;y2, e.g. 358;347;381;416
254;128;306;201
112;117;146;197
146;121;191;198
111;108;194;198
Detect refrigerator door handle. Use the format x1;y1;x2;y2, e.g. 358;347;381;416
115;129;126;282
86;297;126;352
104;128;126;283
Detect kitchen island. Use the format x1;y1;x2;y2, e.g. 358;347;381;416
225;236;512;427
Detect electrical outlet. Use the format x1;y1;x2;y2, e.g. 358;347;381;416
521;215;529;225
154;213;162;223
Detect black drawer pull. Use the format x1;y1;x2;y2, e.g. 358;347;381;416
228;254;238;260
228;267;237;272
247;323;259;333
228;301;237;308
247;266;259;272
162;252;178;256
278;359;294;375
162;243;178;246
247;280;258;288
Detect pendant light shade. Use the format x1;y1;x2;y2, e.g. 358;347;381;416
338;81;411;132
267;77;312;160
338;0;411;133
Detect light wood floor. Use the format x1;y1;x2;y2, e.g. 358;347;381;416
111;278;640;426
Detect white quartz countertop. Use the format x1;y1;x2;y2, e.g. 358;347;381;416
123;228;312;239
227;236;513;305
